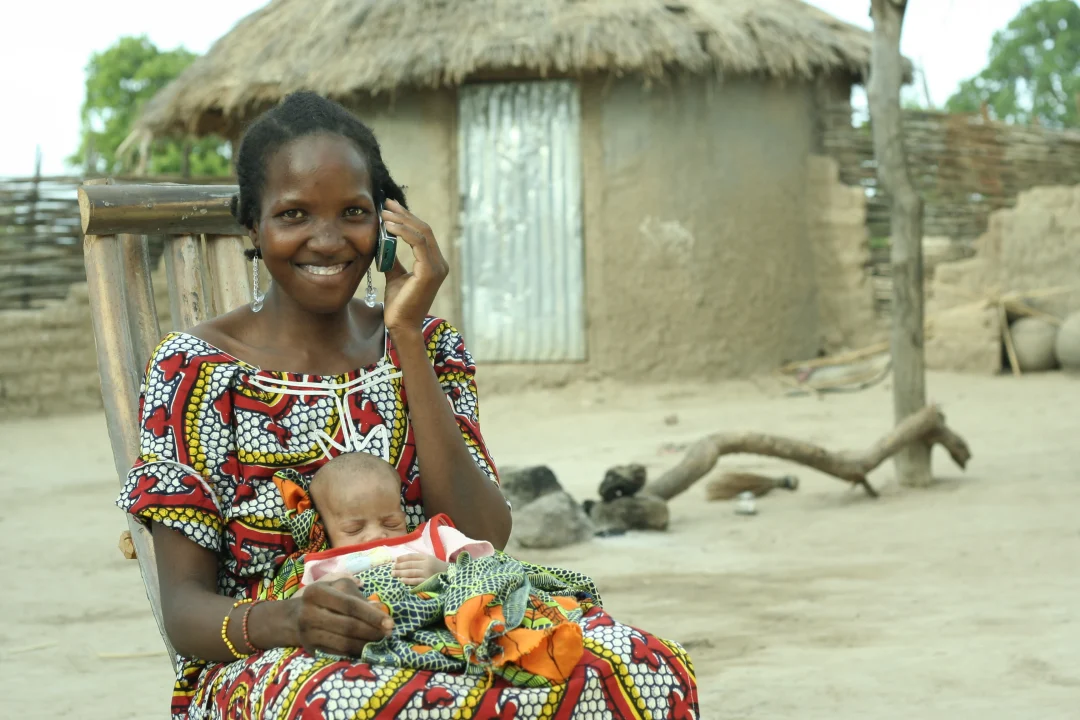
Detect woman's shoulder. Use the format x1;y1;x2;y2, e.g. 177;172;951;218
416;316;472;362
146;325;256;377
419;315;466;345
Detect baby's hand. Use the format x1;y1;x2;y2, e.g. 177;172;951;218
392;554;449;586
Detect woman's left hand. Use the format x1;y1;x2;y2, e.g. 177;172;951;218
381;200;449;333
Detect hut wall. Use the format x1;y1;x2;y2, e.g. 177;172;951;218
807;155;880;353
578;74;822;380
348;90;462;327
350;77;827;385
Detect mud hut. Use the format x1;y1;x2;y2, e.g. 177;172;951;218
136;0;886;382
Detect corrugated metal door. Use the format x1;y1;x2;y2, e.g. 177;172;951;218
457;81;585;362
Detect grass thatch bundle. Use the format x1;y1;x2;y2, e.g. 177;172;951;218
138;0;891;137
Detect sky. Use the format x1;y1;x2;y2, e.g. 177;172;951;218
0;0;1038;177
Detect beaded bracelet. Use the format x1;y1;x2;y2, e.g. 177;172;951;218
241;599;263;654
221;598;254;660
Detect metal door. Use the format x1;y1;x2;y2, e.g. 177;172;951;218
457;81;585;362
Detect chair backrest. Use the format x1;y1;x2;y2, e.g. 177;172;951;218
79;179;248;666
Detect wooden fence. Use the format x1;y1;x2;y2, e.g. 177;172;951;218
0;174;233;310
1;175;87;309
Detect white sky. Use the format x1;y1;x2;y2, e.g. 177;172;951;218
0;0;1037;177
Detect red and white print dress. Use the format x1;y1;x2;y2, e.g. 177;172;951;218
118;316;699;720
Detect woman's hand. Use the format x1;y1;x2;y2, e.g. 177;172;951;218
381;199;449;333
392;554;449;586
288;577;393;657
293;573;361;598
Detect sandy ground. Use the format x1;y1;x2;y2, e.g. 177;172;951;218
1;369;1078;719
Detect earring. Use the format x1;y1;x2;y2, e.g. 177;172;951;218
364;268;377;307
251;256;266;312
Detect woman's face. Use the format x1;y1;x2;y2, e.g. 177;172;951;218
252;133;378;314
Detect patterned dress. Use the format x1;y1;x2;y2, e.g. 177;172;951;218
118;317;699;720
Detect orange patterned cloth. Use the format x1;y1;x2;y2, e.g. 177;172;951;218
262;512;591;687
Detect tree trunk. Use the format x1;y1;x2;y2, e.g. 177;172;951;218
868;0;932;487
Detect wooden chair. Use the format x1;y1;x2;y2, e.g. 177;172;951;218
78;179;249;665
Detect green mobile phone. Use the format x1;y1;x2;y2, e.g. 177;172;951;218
375;206;397;272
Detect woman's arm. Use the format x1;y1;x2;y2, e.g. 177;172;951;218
381;199;512;549
127;338;392;662
390;326;512;548
155;522;288;660
154;524;392;660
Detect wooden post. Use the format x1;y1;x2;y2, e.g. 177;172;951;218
22;147;42;309
918;63;934;110
181;139;192;179
868;0;932;488
118;233;163;370
205;235;252;315
136;133;152;177
81;179;177;664
164;235;211;330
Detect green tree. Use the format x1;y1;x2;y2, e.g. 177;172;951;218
947;0;1080;128
71;36;230;176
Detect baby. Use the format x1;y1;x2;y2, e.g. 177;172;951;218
269;452;590;687
294;451;495;593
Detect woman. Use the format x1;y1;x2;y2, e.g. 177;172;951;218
119;92;698;719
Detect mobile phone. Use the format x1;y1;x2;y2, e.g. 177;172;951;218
375;205;397;272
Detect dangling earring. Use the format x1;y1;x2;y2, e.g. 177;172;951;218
364;268;377;307
251;251;266;312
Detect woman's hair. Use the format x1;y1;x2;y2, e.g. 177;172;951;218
230;91;407;235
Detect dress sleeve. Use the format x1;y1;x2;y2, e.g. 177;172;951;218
116;333;239;552
437;525;496;561
425;318;500;486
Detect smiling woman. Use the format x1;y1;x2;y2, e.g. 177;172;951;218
116;92;698;719
248;133;383;317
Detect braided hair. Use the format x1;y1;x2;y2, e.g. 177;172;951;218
230;92;407;258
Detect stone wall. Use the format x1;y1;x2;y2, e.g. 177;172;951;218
806;155;880;353
931;185;1080;316
0;285;103;417
0;263;172;418
927;184;1080;373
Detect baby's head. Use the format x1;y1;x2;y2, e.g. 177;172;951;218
309;452;408;548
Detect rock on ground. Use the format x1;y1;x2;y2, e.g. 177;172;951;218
589;494;670;533
509;490;594;550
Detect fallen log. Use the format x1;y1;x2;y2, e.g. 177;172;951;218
644;404;970;502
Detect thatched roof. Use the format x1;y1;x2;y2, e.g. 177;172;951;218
138;0;898;137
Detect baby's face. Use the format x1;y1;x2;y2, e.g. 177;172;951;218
311;469;409;548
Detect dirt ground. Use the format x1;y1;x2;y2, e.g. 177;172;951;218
1;369;1078;719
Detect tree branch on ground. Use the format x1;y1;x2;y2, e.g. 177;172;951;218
638;404;970;502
